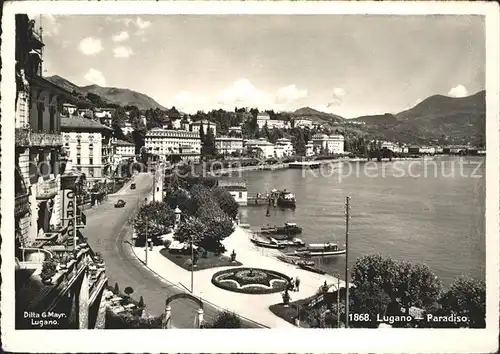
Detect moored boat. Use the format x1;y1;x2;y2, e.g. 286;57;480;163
276;254;314;266
271;237;306;247
294;242;346;257
250;237;285;249
276;191;296;208
297;262;327;274
261;222;302;236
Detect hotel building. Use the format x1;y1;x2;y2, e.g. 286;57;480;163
215;136;244;155
61;116;114;185
312;133;345;154
145;128;201;162
245;138;275;158
275;138;294;156
190;119;217;136
293;118;313;129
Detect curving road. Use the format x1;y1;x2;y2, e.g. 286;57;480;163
82;172;262;328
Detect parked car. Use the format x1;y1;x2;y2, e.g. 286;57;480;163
130;183;136;190
114;199;126;208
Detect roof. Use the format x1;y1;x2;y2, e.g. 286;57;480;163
114;139;135;146
61;116;113;132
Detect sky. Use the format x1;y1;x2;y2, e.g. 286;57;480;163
33;14;485;118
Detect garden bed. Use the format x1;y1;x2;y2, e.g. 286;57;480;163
268;294;316;327
211;267;291;294
160;248;242;272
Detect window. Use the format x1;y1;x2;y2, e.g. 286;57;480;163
77;158;81;165
88;168;94;177
49;106;55;132
37;102;44;131
238;192;243;199
89;158;93;165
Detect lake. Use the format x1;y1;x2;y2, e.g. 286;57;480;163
224;156;486;288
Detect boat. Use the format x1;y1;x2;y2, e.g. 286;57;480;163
271;237;306;247
276;191;296;208
297;262;327;274
294;243;346;257
276;254;314;266
261;222;302;236
250;237;285;249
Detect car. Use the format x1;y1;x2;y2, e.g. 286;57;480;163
115;199;126;208
130;183;136;190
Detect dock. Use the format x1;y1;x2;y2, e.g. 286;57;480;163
288;161;321;169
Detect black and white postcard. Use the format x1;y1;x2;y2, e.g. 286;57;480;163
1;1;499;353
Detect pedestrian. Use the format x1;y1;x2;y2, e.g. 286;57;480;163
295;276;300;292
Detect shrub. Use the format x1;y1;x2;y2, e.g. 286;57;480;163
113;282;120;294
207;311;242;328
41;259;57;283
163;239;172;249
230;249;237;262
282;289;291;305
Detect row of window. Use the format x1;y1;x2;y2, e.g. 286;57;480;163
36;102;58;133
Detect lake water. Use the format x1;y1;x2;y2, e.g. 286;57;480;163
223;157;486;288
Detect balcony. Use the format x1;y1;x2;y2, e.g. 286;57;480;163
36;178;58;200
15;193;31;217
15;128;63;147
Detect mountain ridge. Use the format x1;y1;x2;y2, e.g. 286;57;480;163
46;75;167;111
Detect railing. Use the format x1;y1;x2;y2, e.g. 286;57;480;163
15;193;30;217
15;128;63;147
36;178;58;199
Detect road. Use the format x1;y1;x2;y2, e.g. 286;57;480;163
83;172;262;328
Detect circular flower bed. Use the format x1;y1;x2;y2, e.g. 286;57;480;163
212;267;291;294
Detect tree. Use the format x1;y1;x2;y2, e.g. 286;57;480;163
207;311;241;328
124;286;134;297
350;282;392;328
212;187;239;219
138;296;145;308
293;129;306;156
114;282;120;294
438;276;485;328
203;123;216;157
134;201;176;245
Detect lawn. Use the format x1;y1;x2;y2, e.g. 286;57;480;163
268;294;316;328
160;248;243;271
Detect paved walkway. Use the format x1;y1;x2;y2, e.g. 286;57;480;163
132;225;350;328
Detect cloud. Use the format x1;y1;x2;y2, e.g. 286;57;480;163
171;91;210;114
112;31;129;42
113;46;134;58
84;68;106;86
78;37;103;56
135;17;152;30
217;79;270;108
448;84;468;98
327;87;346;107
107;16;152;34
275;85;308;104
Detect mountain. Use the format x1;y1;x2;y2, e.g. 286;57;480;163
293;106;345;125
351;113;399;125
46;75;167;111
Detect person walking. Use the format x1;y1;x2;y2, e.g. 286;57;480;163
295;276;301;292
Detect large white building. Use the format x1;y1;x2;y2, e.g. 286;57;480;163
256;113;289;130
190;119;217;136
275;137;294;156
122;122;134;135
145;128;201;161
305;142;314;157
245;138;275;158
215;136;244;155
61;116;114;184
312;133;345;154
293;118;313;129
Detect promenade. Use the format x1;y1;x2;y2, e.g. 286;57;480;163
132;224;350;328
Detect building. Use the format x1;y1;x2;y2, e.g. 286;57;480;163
305;142;314;157
122;122;134;136
217;180;248;206
180;117;192;131
94;108;115;127
293;118;313;129
215;136;244;155
256;113;288;130
77;108;94;119
61;116;114;185
228;126;242;135
245;138;275;158
14;14;107;330
419;146;436;155
145;128;201;162
273;144;285;158
275;138;294;156
190;120;217;136
62;103;78;116
312;134;345;154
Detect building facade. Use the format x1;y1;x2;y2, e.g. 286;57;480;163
293;118;313;129
245;138;275;158
215;136;244;155
275;138;294;156
62;103;78;116
312;134;345;154
190;120;217;136
14;14;108;330
145;128;201;162
61;117;113;185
